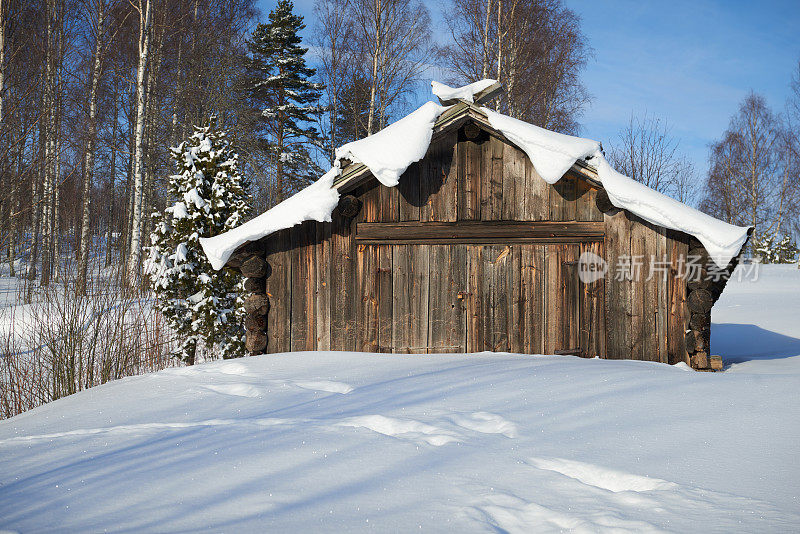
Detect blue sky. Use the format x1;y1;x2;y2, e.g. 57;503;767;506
264;0;800;181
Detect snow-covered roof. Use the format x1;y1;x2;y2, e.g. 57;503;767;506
200;81;751;271
431;79;498;104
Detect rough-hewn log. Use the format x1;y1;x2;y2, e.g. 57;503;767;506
687;289;713;314
338;195;362;218
245;330;268;353
685;330;697;353
595;189;614;213
241;255;268;278
710;355;724;370
689;313;710;330
245;314;266;331
688;246;707;259
244;277;264;293
692;330;707;352
691;351;709;369
687;277;712;291
243;293;270;315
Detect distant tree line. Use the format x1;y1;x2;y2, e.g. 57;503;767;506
605;61;800;260
0;0;600;292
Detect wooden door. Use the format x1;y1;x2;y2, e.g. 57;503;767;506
462;243;605;357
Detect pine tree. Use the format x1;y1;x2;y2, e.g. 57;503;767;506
247;0;323;203
145;118;250;364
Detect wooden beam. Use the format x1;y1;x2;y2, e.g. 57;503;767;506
355;221;604;244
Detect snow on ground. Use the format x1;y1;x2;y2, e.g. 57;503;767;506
0;265;799;532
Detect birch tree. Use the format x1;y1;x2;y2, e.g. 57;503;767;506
126;0;153;287
77;0;107;291
438;0;590;133
348;0;431;135
701;92;796;246
312;0;353;161
608;113;698;205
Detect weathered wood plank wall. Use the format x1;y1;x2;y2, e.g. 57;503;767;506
261;124;688;362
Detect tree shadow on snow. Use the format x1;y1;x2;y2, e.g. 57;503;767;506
712;323;800;363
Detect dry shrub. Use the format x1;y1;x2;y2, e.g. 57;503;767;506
0;274;178;419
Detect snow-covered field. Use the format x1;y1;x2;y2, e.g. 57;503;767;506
0;265;798;532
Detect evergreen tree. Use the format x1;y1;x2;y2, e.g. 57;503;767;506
144;119;250;364
247;0;324;202
754;235;799;264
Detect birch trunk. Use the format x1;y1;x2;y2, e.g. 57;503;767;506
52;22;64;283
78;0;105;291
0;0;6;126
366;0;381;136
126;0;153;287
40;0;55;286
481;0;492;79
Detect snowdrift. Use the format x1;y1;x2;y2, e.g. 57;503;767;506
2;264;800;532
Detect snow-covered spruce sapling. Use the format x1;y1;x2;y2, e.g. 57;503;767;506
754;234;799;264
145;119;250;364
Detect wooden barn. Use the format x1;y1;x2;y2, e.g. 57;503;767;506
202;82;751;371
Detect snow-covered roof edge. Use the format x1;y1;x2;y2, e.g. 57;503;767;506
431;79;497;104
200;102;447;270
201;80;751;271
479;107;751;268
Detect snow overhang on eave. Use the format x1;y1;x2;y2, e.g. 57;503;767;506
334;99;602;194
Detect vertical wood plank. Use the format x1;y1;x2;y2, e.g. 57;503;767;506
458;139;482;220
629;218;646;360
466;245;484;352
356;243;379;352
508;245;525;353
603;210;632;359
483;245;510;351
315;221;331;351
667;230;690;365
481;136;504;220
422;133;458;222
391;244;429;353
379;180;399;222
398;161;421;221
521;157;550;221
630;217;659;361
561;246;581;353
330;209;356;351
544;244;561;354
502;143;524;220
575;180;603;222
521;245;545;354
550;175;577;221
428;245;466;352
376;245;393;352
656;226;669;363
582;240;607;358
290;223;316;351
264;229;291;353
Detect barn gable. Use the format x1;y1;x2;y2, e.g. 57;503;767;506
204;82;751;370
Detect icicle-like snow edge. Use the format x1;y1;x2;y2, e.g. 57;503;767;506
200;168;341;270
481;107;751;269
335;101;447;187
431;79;497;103
200;102;447;270
200;89;749;272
